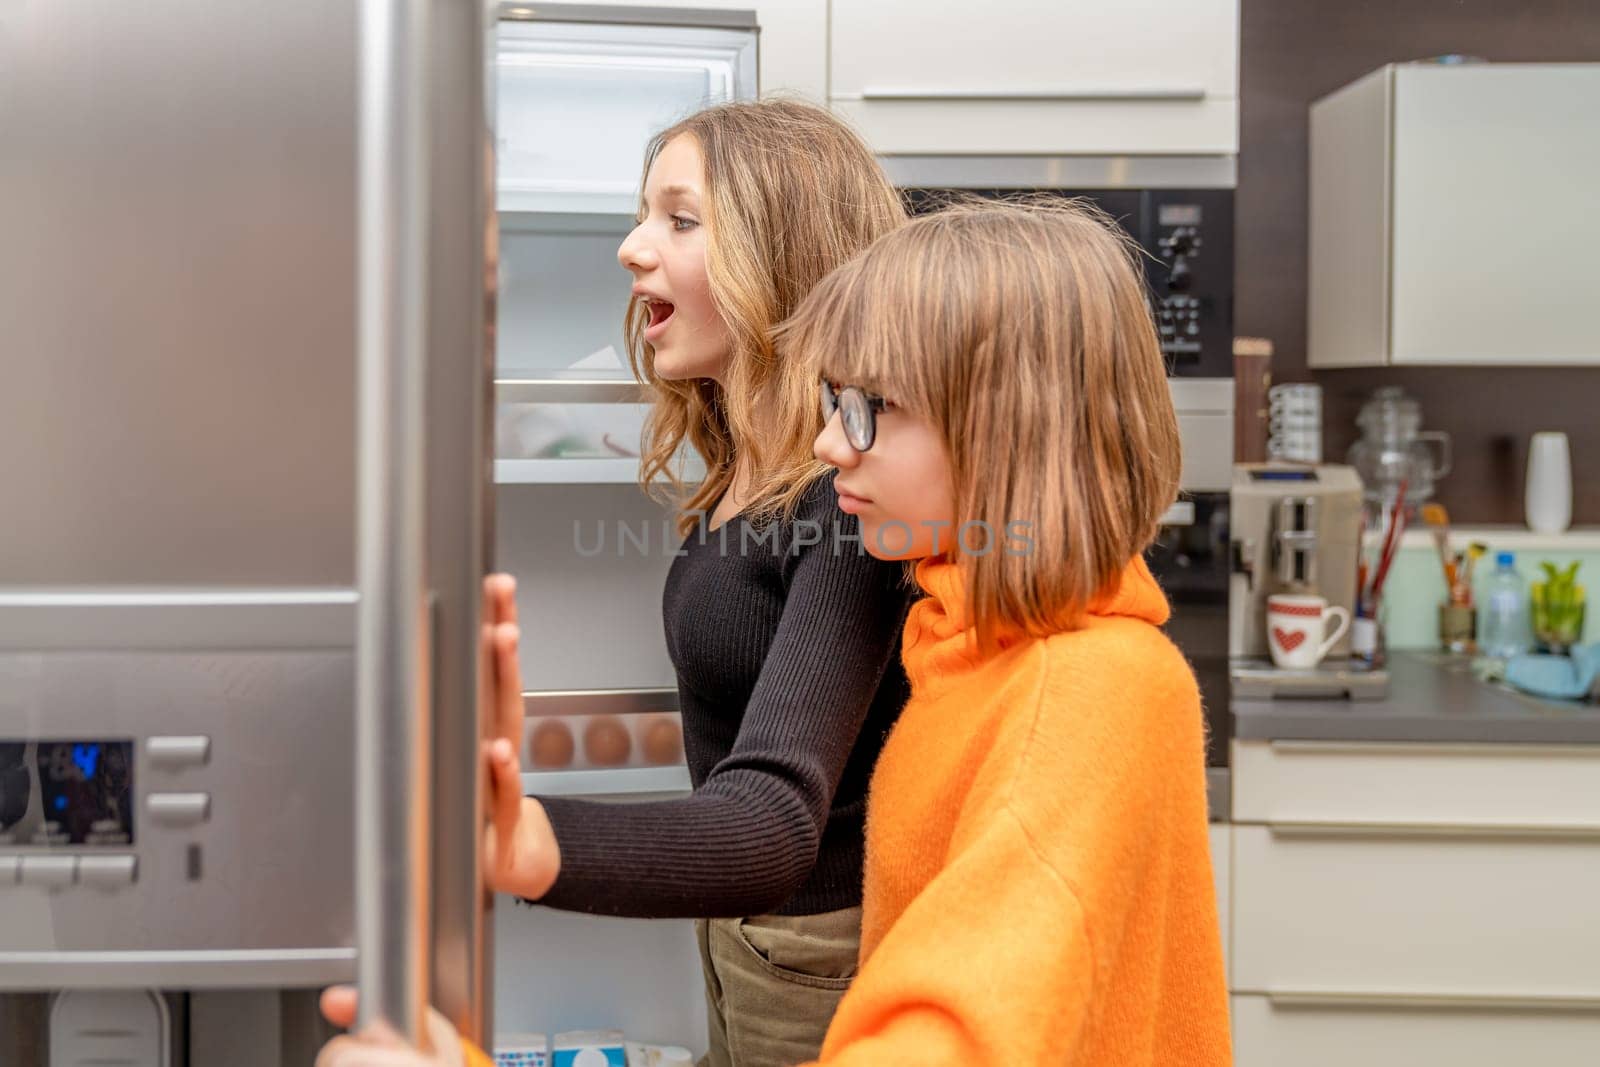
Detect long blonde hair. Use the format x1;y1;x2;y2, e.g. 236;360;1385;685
625;100;906;532
782;197;1182;651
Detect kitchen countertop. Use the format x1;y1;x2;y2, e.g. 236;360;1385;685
1232;650;1600;745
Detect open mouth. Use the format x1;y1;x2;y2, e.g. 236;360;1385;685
643;298;676;338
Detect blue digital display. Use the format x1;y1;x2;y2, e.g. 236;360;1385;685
72;744;100;780
0;740;136;846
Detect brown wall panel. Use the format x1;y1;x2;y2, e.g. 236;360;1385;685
1238;0;1600;522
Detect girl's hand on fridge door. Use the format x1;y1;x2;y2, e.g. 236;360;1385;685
481;596;561;900
483;738;560;900
315;986;467;1067
483;573;524;754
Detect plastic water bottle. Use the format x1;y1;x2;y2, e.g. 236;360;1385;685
1478;552;1533;661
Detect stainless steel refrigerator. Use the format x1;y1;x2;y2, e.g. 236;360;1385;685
0;1;755;1061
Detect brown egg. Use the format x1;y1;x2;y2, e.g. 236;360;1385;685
583;716;632;767
641;715;683;766
528;719;575;769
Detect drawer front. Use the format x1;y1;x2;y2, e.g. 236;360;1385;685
1232;739;1600;827
1233;993;1600;1067
1232;825;1600;996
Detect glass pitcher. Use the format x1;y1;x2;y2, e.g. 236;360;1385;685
1346;386;1452;508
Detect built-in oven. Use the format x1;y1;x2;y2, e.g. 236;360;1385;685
890;156;1234;379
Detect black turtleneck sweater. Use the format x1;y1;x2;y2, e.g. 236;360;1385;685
539;473;913;918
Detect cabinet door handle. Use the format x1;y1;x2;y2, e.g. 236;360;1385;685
1265;990;1600;1014
1267;739;1600;758
1265;821;1600;842
858;85;1206;103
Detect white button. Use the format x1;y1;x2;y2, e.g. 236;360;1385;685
0;855;18;883
147;736;211;769
147;792;210;826
78;855;138;887
20;856;76;887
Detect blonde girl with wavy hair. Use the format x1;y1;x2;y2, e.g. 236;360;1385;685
470;100;910;1067
783;198;1230;1064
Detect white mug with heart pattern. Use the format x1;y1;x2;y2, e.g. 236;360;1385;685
1267;593;1351;670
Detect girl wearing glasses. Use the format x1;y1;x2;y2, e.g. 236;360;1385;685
319;199;1227;1067
476;101;911;1067
788;197;1230;1064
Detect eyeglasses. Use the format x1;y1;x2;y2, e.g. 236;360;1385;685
819;378;889;452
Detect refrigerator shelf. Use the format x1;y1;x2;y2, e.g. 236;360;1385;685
521;764;692;798
497;187;638;217
497;458;641;485
495;375;645;405
495;457;705;485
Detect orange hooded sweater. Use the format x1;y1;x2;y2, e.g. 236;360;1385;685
805;555;1231;1066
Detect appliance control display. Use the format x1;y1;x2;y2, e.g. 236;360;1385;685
0;740;134;847
1249;469;1321;482
1158;203;1203;227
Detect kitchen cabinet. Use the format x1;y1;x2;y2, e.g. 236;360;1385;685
1309;63;1600;367
1230;738;1600;1065
829;0;1239;156
1232;738;1600;827
1233;823;1600;997
1232;993;1600;1067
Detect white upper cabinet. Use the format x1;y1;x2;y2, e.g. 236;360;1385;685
1309;63;1600;367
829;0;1240;155
496;15;757;215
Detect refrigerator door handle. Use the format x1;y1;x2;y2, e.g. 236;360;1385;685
355;0;435;1045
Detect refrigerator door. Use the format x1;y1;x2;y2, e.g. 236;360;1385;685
0;0;361;991
0;0;492;1043
354;0;495;1046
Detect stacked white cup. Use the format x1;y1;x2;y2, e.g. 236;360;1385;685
1267;383;1322;464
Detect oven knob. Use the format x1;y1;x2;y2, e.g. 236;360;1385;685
1162;227;1197;257
1167;256;1193;292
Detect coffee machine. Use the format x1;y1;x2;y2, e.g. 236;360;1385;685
1228;463;1388;699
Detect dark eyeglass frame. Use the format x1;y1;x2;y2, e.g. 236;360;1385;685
819;378;890;452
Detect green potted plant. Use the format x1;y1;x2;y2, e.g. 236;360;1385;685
1531;561;1586;655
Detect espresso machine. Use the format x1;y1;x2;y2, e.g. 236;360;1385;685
1228;463;1388;699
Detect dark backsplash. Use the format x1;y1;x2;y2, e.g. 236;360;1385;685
1238;0;1600;524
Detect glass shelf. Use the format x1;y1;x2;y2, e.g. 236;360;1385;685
519;764;692;799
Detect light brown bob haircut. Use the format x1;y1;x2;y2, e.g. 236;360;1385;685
624;99;907;531
783;196;1182;650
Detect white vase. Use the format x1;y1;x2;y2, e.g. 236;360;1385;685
1525;431;1573;535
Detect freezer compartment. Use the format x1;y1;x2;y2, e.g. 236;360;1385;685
495;16;756;215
